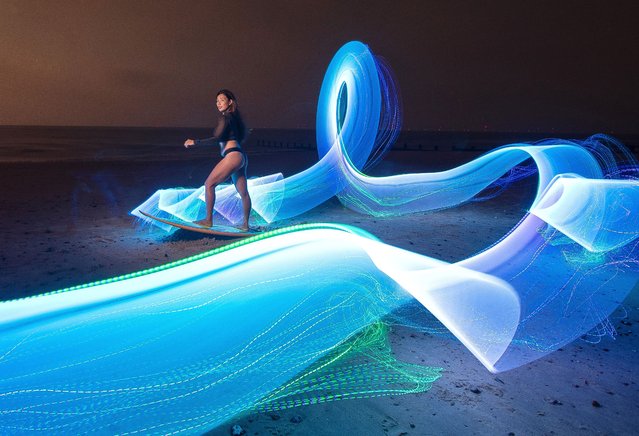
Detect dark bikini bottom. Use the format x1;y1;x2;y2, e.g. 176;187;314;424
221;147;248;175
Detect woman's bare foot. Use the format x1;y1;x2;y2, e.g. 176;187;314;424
194;219;212;227
238;223;250;232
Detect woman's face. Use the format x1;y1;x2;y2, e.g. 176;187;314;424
216;94;231;112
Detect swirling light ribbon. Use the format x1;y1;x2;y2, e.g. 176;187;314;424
0;41;637;433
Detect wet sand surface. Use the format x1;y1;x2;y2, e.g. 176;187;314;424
1;147;637;435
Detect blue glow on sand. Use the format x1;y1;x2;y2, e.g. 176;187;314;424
1;41;638;433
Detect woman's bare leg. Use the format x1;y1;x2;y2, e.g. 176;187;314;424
195;154;243;227
232;171;252;230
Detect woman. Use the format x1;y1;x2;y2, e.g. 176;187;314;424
184;89;252;230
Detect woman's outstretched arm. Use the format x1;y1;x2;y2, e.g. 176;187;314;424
185;113;228;147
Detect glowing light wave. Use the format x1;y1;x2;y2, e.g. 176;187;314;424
1;41;638;433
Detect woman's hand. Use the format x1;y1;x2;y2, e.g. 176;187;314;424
184;139;195;148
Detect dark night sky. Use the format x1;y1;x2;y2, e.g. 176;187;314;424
1;0;637;133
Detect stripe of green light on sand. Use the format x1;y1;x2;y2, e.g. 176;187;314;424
4;223;379;303
254;322;442;412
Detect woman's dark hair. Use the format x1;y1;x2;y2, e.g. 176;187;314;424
217;89;247;143
217;89;237;111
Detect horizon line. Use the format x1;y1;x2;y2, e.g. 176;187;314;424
0;124;636;137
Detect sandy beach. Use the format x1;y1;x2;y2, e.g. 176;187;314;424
1;135;637;435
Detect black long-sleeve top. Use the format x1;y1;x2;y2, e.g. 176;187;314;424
194;111;244;146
